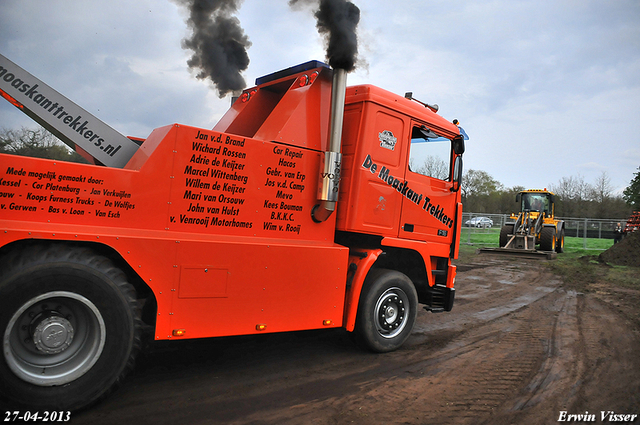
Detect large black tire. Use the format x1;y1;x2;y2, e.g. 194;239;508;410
540;227;557;251
353;269;418;353
499;224;514;247
556;228;565;253
0;244;141;411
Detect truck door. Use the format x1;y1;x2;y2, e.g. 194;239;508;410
398;123;456;247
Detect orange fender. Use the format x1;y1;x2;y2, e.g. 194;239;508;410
343;248;383;332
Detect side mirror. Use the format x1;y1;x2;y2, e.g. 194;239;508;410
549;194;555;204
452;135;465;155
451;156;463;192
516;193;521;203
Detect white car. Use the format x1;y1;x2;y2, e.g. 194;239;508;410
465;216;493;228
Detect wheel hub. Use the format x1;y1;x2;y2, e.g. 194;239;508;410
385;305;396;321
378;294;405;332
32;316;74;354
4;291;106;386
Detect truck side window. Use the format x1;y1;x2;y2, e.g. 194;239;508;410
408;125;452;181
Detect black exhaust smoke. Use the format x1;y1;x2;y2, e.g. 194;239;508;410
290;0;361;71
177;0;361;98
176;0;251;98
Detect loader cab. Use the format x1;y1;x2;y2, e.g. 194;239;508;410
517;191;554;216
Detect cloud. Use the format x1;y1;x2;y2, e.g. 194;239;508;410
1;0;639;194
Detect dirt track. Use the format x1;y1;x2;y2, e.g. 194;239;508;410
65;255;640;424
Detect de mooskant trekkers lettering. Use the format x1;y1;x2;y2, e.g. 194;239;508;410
361;154;454;228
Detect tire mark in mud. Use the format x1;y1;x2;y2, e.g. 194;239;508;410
422;304;554;423
304;289;566;425
309;264;568;424
505;289;581;413
562;294;640;414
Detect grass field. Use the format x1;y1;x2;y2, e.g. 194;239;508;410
457;226;638;293
460;227;614;253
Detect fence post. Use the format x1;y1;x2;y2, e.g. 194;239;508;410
583;218;588;249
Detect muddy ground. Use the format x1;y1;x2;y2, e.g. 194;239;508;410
26;254;640;424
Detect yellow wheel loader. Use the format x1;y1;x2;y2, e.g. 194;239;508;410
481;189;564;258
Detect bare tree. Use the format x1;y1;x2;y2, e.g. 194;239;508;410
590;171;614;218
0;126;86;163
414;155;449;180
590;171;613;203
550;174;590;216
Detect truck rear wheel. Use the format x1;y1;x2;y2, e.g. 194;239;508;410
0;244;141;411
540;227;556;251
354;269;418;353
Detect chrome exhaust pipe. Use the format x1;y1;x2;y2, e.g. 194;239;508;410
312;68;347;223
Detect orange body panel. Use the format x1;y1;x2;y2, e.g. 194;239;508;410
214;65;333;151
0;120;348;339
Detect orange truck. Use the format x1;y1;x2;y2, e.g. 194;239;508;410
0;56;465;410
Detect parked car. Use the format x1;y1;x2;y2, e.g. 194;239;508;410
465;216;493;228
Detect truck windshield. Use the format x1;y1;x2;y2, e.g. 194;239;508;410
408;126;452;181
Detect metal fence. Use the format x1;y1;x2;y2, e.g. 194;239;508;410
461;212;627;249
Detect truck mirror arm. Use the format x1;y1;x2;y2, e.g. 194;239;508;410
451;156;463;192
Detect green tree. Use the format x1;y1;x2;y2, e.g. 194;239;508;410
497;186;525;214
462;169;502;198
0;126;87;163
461;169;503;212
623;167;640;209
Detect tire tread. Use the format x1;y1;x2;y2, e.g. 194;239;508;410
0;243;142;411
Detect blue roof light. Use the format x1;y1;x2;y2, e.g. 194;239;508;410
255;60;329;86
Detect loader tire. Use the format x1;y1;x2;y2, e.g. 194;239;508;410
540;227;556;251
0;244;141;411
556;228;565;253
353;269;418;353
499;225;514;247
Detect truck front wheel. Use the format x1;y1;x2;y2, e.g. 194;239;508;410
354;269;418;353
0;244;141;411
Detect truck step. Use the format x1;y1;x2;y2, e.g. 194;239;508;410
424;306;445;313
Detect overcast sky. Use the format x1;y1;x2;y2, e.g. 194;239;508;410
1;0;639;194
